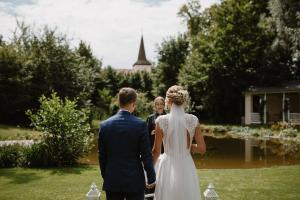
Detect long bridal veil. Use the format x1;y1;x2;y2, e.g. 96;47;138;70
167;104;192;155
154;104;201;200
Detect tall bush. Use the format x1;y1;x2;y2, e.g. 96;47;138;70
26;92;92;166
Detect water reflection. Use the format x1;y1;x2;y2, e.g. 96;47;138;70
81;136;300;169
195;136;300;169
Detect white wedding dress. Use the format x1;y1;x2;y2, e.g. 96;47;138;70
154;104;201;200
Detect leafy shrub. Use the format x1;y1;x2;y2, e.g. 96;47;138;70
0;142;70;168
0;145;28;168
271;122;290;131
134;92;153;119
211;125;229;135
25;143;55;167
279;128;299;137
271;122;300;137
26;92;93;166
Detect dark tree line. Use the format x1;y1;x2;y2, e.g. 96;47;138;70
92;66;154;119
0;22;100;124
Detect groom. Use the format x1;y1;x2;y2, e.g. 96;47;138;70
98;87;156;200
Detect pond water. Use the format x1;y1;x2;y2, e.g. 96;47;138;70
81;136;300;169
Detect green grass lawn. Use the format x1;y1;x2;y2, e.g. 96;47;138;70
0;124;41;141
1;165;300;200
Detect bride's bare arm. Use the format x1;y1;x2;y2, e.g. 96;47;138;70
191;124;206;154
152;123;163;165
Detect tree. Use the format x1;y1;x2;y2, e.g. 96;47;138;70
91;66;121;118
178;0;203;36
0;35;4;45
128;72;143;91
27;27;99;104
0;22;100;124
179;0;275;123
152;34;189;96
178;4;215;115
178;43;211;115
266;0;300;78
133;92;153;119
140;71;153;99
206;0;272;122
76;40;101;70
0;43;32;123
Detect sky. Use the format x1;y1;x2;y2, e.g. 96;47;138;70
0;0;220;69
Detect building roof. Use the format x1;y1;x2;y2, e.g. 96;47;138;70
244;81;300;94
116;69;132;74
116;66;152;74
133;36;151;66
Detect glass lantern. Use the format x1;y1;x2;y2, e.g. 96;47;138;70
203;183;219;200
86;182;101;200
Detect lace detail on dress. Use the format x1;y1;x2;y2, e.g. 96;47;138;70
185;114;199;138
155;114;198;137
155;115;169;134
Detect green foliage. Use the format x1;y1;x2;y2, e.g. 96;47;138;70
0;22;100;124
205;0;272;123
152;34;189;96
92;88;114;120
26;92;92;166
178;0;286;123
271;122;300;137
140;72;154;99
178;34;211;114
25;143;51;167
122;71;154;99
96;66;120;96
92;66;155;120
279;128;299;137
133;92;153;119
0;142;54;168
92;66;120;119
0;41;33;123
271;121;291;131
0;145;28;168
26;26;99;105
179;0;298;123
266;0;300;65
178;0;208;37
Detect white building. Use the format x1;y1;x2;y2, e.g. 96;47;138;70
243;81;300;124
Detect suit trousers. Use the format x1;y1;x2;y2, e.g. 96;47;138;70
106;191;145;200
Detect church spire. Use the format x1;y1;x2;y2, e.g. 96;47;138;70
133;35;151;66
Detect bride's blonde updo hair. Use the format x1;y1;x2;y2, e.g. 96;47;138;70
166;85;189;106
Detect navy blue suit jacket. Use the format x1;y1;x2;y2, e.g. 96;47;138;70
98;110;156;192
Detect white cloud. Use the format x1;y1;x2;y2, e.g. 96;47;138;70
0;0;220;68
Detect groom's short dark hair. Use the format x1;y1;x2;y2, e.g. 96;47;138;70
118;87;137;107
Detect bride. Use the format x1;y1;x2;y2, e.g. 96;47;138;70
151;85;206;200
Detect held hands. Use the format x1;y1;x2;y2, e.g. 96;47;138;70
146;182;156;189
151;130;155;135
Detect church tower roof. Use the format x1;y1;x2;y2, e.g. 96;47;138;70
133;36;151;66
